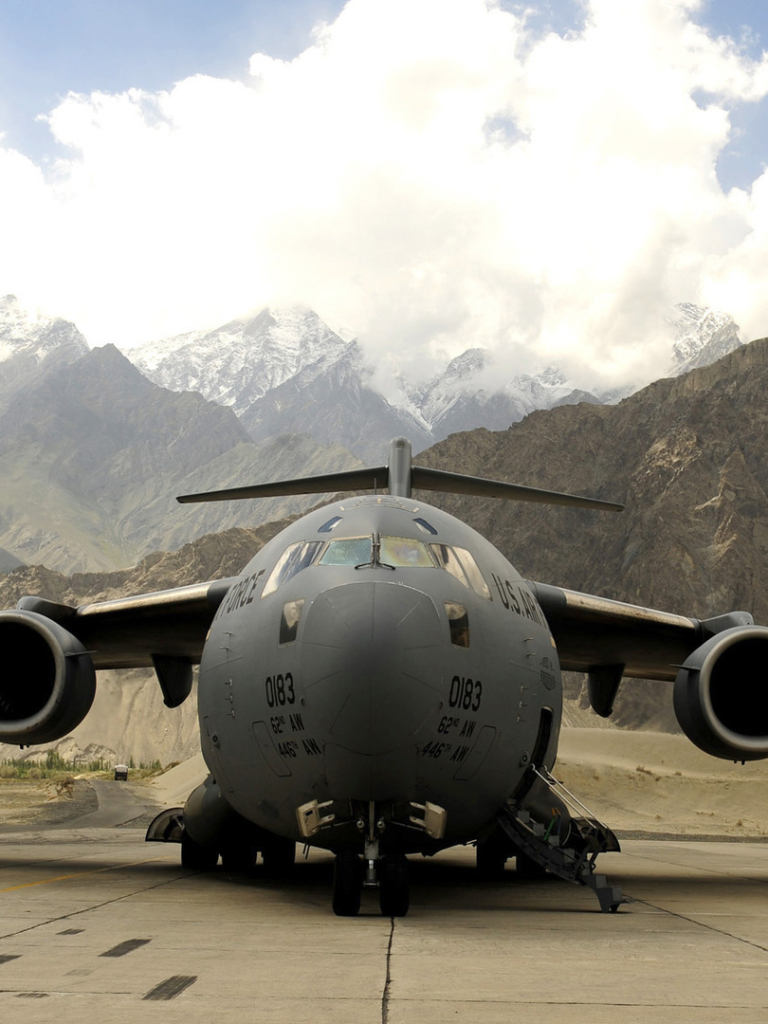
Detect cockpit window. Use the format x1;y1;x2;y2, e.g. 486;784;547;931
454;547;491;600
431;543;491;599
379;536;435;567
318;537;372;565
318;516;343;533
431;544;469;586
263;533;485;598
413;517;437;536
262;541;324;598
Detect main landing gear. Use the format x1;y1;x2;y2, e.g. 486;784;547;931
332;850;410;917
179;828;296;876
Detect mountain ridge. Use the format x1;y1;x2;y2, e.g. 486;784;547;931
3;335;768;746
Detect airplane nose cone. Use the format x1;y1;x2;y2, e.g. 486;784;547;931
301;581;444;755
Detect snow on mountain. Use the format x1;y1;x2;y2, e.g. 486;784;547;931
0;294;89;365
405;352;599;441
666;303;743;375
240;340;434;463
122;300;744;458
501;366;588;415
409;348;487;427
130;307;349;414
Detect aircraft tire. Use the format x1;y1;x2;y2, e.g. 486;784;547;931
180;830;219;871
515;850;548;879
476;836;508;880
332;852;363;916
262;837;297;876
378;855;410;917
220;843;257;873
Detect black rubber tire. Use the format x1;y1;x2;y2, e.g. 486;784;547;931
220;843;257;873
379;855;410;917
515;850;548;879
476;837;508;880
262;837;297;877
332;852;363;916
180;830;219;871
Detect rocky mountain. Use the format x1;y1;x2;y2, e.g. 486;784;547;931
126;307;600;453
130;307;351;414
125;303;743;459
239;340;434;462
0;547;24;574
0;295;745;574
415;335;768;729
0;522;293;766
0;294;89;404
0;342;362;573
130;309;432;460
3;332;768;761
667;302;743;375
409;353;601;439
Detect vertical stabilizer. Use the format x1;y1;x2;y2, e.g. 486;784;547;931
388;438;413;498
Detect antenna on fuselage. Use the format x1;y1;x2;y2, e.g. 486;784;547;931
176;436;623;512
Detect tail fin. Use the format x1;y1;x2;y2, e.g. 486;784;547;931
177;437;623;513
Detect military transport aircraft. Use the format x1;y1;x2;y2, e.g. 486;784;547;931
2;438;766;916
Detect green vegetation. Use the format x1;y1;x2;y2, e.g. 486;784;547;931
0;752;166;781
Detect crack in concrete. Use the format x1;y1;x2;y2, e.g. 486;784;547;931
381;917;395;1024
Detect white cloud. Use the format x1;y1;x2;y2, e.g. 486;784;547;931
1;0;768;391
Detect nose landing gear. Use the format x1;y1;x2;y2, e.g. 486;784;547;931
331;803;411;917
332;851;365;916
377;853;410;917
332;849;411;917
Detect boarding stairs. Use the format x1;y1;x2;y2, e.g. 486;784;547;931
497;765;628;913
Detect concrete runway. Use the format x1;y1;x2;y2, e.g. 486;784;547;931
0;785;766;1023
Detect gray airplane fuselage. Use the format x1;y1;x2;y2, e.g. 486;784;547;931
198;494;560;853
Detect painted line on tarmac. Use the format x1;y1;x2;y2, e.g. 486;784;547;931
630;895;768;955
0;864;192;941
0;855;174;894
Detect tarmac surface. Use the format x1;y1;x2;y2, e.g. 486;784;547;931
0;782;766;1023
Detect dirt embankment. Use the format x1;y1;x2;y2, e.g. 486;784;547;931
0;777;98;827
556;728;768;838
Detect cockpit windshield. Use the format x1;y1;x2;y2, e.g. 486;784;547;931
318;537;372;565
262;540;325;597
261;533;490;599
379;536;435;567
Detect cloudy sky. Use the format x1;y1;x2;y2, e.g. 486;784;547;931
1;0;767;392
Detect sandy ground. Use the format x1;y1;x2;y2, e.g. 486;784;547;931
556;728;768;838
144;730;768;840
1;729;766;838
0;777;98;826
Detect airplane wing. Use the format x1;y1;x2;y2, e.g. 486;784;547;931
527;580;755;719
16;578;237;667
528;581;753;681
0;577;238;743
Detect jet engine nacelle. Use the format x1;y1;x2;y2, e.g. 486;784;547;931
0;610;96;745
673;625;768;761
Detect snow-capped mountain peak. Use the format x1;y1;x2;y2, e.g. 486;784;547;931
129;307;350;414
667;302;742;375
0;295;89;365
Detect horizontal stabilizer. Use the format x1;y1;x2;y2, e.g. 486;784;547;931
176;437;622;512
177;465;388;504
411;466;623;512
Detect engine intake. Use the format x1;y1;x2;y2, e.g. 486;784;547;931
0;610;96;745
674;625;768;761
